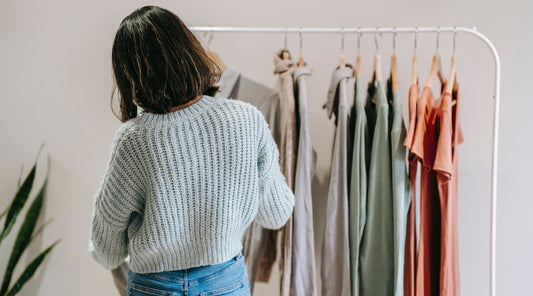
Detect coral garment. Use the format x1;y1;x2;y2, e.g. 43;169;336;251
403;83;420;296
411;81;463;296
411;85;442;296
434;84;463;296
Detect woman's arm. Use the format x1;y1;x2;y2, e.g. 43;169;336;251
255;111;295;229
89;123;144;270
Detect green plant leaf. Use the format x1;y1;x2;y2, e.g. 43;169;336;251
0;165;25;223
4;240;59;296
0;177;47;295
0;164;36;246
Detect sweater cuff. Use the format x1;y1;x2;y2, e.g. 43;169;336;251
90;217;128;270
256;167;295;229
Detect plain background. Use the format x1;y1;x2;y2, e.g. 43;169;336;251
0;0;531;295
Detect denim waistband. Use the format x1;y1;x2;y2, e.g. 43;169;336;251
129;252;244;285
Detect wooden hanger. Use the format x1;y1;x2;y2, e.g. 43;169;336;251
437;54;446;84
374;54;382;81
356;54;362;77
298;28;305;67
298;54;305;67
391;54;399;91
411;27;418;85
446;54;456;95
425;53;443;88
425;27;446;88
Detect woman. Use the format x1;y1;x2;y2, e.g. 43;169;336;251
89;5;295;296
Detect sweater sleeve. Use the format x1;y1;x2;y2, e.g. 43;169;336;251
255;111;295;230
89;124;144;270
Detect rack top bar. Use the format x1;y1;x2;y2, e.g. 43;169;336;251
188;26;478;34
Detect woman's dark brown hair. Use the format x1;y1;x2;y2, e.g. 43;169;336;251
111;5;221;122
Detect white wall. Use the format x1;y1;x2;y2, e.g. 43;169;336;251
0;0;531;295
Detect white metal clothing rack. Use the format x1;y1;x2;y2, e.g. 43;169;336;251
189;26;501;296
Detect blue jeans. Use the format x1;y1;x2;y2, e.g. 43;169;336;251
126;252;250;296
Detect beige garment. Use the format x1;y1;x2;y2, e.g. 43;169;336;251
272;49;297;296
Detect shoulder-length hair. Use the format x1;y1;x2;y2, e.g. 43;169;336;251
111;5;220;122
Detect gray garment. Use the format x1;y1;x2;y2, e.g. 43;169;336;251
387;78;411;296
321;66;353;296
291;66;318;296
109;66;282;296
359;77;394;296
348;76;370;296
216;66;283;292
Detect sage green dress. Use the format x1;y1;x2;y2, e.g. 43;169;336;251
387;77;411;296
359;75;394;296
348;75;370;296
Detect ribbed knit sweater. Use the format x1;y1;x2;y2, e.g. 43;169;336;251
89;95;295;273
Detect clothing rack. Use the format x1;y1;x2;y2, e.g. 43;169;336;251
189;25;501;296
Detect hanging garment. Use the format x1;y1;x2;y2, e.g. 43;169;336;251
359;74;394;296
291;65;318;296
273;49;298;296
411;86;442;296
434;83;463;296
387;76;411;296
348;75;370;296
214;65;283;292
321;66;353;296
403;82;420;296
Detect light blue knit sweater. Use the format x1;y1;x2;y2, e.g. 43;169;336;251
89;95;295;273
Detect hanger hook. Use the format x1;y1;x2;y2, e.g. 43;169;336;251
207;26;214;50
436;25;440;53
414;26;418;55
299;27;303;56
357;26;362;54
393;26;397;54
453;26;457;54
374;26;381;53
341;26;345;54
284;27;288;50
